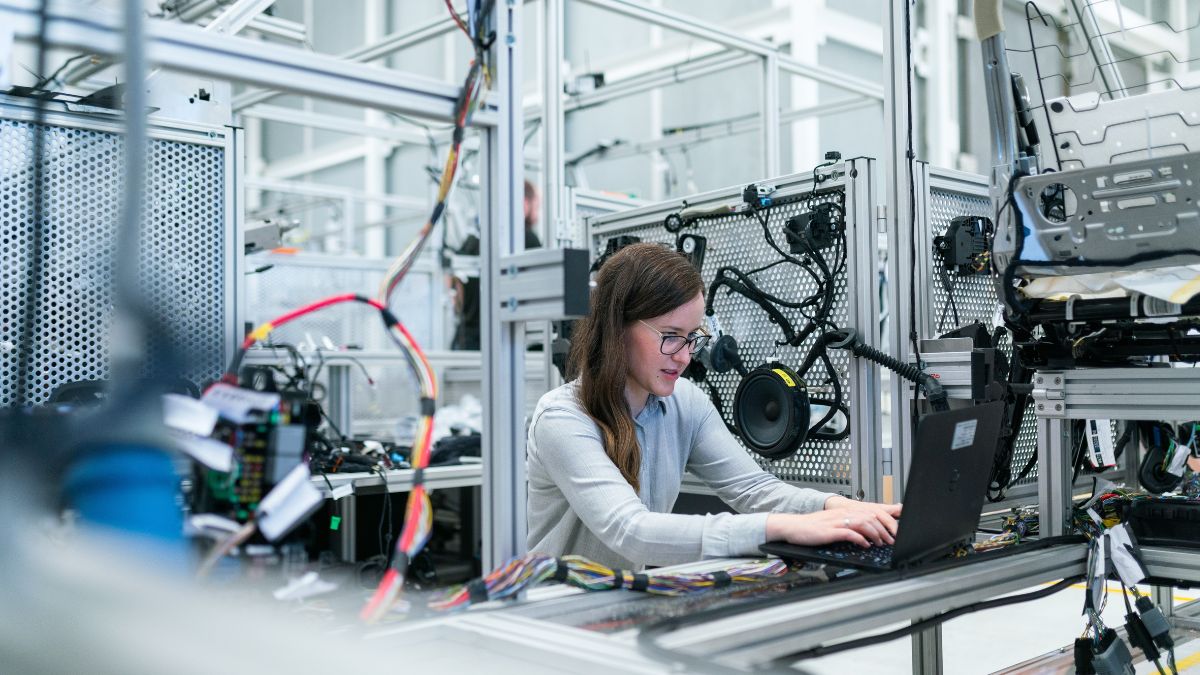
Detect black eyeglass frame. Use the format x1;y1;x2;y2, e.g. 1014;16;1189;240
638;320;712;355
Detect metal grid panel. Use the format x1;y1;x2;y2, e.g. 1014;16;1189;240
923;175;1039;489
1;116;227;405
587;163;880;494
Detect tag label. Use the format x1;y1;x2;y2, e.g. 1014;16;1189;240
330;483;354;501
772;368;796;388
256;464;324;542
1086;419;1116;468
171;430;234;472
1166;442;1190;477
202;383;280;424
951;419;978;450
163;393;219;436
1106;524;1147;586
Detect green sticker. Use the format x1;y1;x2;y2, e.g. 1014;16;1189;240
329;515;342;531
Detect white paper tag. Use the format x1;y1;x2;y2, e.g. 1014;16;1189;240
1166;443;1191;477
1106;524;1147;586
171;430;234;473
1087;508;1103;528
1086;419;1116;468
256;464;324;542
951;420;978;450
273;571;337;601
330;483;354;501
991;303;1005;328
163;393;219;436
202;383;280;424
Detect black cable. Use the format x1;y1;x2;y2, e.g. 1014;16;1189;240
903;0;921;373
769;575;1083;665
15;0;51;409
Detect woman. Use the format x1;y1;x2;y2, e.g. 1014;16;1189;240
527;243;901;569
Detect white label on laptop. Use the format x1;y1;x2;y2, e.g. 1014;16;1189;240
1085;419;1116;468
950;419;978;450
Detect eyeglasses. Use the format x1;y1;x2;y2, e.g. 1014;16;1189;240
638;320;712;355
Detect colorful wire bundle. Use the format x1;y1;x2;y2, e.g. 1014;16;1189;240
426;555;791;612
217;293;438;614
376;0;496;307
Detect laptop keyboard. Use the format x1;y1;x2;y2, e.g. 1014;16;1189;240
814;542;895;567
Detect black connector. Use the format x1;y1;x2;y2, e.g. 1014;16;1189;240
1135;596;1175;651
1124;612;1161;662
1074;637;1096;675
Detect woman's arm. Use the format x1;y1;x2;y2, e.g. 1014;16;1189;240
685;387;836;514
531;406;772;566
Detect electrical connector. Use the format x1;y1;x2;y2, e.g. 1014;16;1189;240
1091;629;1135;675
1074;637;1096;674
1124;612;1161;663
1135;596;1175;651
742;183;777;208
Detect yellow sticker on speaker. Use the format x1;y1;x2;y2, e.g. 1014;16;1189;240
772;368;796;388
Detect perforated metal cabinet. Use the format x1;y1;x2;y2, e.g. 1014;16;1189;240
586;159;885;500
1;95;240;406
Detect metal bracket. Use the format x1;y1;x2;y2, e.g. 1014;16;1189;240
495;248;590;323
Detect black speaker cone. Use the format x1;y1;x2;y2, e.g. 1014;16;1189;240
733;363;811;460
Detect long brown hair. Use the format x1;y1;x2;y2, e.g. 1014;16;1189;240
567;243;703;492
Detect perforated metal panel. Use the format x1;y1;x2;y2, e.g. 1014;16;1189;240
1;102;232;406
587;162;882;496
921;170;1039;489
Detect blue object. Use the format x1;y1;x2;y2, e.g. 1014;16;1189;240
64;444;186;553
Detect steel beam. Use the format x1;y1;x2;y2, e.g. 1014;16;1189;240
232;5;465;111
0;0;494;125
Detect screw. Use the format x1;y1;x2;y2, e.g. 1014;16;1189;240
1054;377;1061;385
508;296;517;311
1055;404;1062;411
506;34;516;46
1038;404;1044;411
1036;377;1043;385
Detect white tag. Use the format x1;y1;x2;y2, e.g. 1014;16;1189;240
201;383;280;424
188;513;241;537
991;303;1005;328
330;483;354;501
0;25;13;91
171;430;234;472
951;420;978;450
256;464;324;542
1106;524;1146;586
1087;508;1103;528
273;571;337;601
706;314;723;337
1086;419;1116;468
1166;443;1191;477
163;393;219;436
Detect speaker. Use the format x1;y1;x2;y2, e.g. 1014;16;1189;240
733;363;811;460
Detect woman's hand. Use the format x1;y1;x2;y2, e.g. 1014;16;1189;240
765;505;898;548
824;495;902;531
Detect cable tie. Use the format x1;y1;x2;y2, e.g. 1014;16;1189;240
379;308;400;327
420;397;436;417
711;570;732;588
412;468;424;486
611;570;626;590
467;578;489;604
631;573;650;592
553;559;570;582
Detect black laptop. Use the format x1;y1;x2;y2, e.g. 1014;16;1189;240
761;401;1005;571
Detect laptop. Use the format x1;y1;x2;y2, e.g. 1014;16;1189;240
761;400;1005;571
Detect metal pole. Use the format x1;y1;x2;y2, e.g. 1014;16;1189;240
481;0;526;571
1036;416;1070;537
761;53;780;177
912;624;944;675
883;0;915;501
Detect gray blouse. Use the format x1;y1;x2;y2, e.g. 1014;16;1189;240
526;378;835;569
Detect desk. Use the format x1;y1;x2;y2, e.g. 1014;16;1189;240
369;543;1200;674
311;463;483;496
315;463;483;562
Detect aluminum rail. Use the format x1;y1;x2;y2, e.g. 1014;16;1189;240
654;544;1090;669
0;0;496;125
